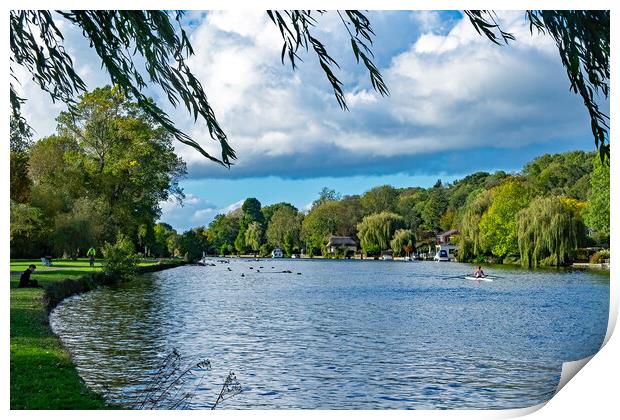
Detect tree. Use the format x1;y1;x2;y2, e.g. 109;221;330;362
207;213;240;252
458;189;494;261
10;117;33;203
466;11;609;160
517;196;585;267
55;86;187;242
390;229;416;257
11;11;609;162
245;222;263;256
241;198;264;226
302;202;340;254
522;151;595;199
420;186;448;231
311;187;341;209
178;229;208;262
10;200;46;258
262;202;298;226
583;155;610;244
479;179;533;260
360;185;399;215
266;207;302;255
357;212;404;254
153;223;177;257
396;190;425;232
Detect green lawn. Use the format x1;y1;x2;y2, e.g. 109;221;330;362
10;257;169;409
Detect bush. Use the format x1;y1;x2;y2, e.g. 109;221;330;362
101;234;139;281
590;249;610;264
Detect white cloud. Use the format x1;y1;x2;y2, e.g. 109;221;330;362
221;199;245;215
15;11;596;180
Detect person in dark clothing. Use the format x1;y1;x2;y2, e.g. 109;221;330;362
18;265;40;288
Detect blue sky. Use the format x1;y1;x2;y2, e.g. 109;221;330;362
15;10;603;232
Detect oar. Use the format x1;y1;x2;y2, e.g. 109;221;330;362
442;274;468;279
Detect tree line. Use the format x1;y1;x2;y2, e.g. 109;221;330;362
10;86;609;268
10;86;186;260
149;151;609;267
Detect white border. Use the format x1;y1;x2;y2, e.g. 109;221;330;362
4;1;617;419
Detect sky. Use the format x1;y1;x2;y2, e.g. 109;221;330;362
13;10;605;232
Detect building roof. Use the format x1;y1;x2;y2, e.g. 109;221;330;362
438;229;460;238
326;236;357;247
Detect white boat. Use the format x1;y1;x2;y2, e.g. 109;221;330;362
464;276;495;282
433;249;450;262
382;253;393;260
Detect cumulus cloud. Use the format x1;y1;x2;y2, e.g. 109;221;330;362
173;10;595;179
158;194;245;232
15;11;599;180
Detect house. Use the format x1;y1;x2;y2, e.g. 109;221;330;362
435;229;460;261
436;229;460;244
271;247;283;258
326;236;357;257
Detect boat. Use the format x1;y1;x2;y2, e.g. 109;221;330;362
464;276;494;282
433;249;450;262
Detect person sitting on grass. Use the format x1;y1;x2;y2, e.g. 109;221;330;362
18;265;41;288
473;266;485;278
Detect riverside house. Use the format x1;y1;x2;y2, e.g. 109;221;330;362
326;236;358;258
435;229;460;261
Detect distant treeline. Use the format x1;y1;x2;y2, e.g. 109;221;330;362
156;150;609;267
9;88;609;267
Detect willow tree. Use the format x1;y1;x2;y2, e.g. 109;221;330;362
479;179;533;260
457;189;493;261
357;212;404;254
390;229;416;257
11;11;609;164
517;196;585;268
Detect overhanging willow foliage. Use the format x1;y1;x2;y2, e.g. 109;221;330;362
466;10;610;162
516;196;585;268
11;10;610;165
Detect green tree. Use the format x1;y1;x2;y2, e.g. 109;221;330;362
55;86;187;243
262;202;298;227
390;229;416;256
479;179;533;260
10;200;46;258
420;186;448;231
102;233;139;280
10;117;33;203
522;151;595;199
360;185;399;215
207;213;241;252
583;155;610;244
266;207;302;255
357;212;404;254
311;187;341;209
153;223;177;257
241;198;264;226
178;229;208;262
301;201;345;254
11;11;609;161
517;196;585;267
245;221;263;256
458;189;494;261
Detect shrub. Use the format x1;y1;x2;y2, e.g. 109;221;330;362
101;234;139;281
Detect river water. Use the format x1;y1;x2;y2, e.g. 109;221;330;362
49;259;609;409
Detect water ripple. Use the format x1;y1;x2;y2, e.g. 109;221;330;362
49;260;608;409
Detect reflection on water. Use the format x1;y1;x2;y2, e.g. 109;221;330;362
50;260;609;409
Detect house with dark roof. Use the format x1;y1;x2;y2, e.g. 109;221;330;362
326;236;357;256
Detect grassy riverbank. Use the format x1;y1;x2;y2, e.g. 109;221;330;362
9;258;183;409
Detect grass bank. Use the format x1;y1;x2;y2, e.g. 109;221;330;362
10;258;185;409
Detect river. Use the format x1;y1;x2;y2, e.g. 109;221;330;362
49;259;609;409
